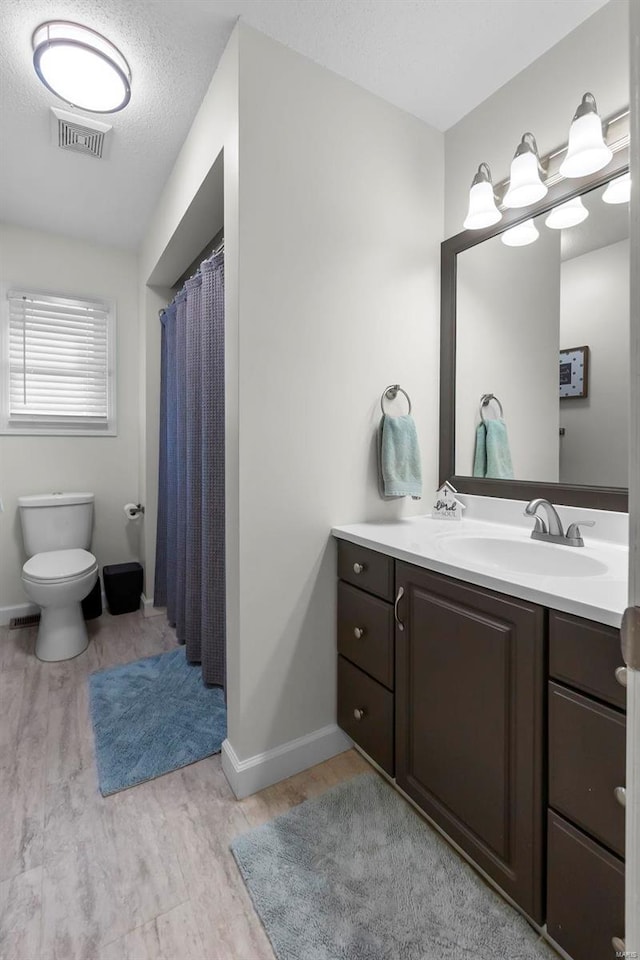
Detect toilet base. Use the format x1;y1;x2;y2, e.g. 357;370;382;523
36;602;89;662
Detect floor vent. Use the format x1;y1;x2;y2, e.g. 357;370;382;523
50;108;112;160
9;614;41;630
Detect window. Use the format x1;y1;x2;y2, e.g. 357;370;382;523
1;290;116;435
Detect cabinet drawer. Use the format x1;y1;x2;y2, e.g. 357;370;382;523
337;541;394;602
547;811;624;960
338;655;394;775
549;611;625;709
338;581;394;689
549;682;626;857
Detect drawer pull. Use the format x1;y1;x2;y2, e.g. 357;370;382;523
353;708;365;721
353;562;366;574
614;666;628;687
353;627;365;639
394;586;405;631
614;786;626;807
612;937;626;954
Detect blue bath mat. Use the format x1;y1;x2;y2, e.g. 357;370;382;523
89;647;226;795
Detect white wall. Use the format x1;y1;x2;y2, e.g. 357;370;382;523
445;0;629;238
559;238;629;486
456;225;560;481
0;223;140;612
140;23;444;776
232;26;443;760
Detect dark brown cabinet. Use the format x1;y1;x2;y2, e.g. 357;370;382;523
336;542;395;776
394;562;545;922
547;811;625;960
334;538;626;957
546;610;626;960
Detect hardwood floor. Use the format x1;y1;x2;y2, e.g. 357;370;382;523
0;612;368;960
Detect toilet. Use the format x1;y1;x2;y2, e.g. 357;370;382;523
19;492;98;662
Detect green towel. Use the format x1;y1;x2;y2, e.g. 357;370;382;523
379;414;422;499
473;419;514;480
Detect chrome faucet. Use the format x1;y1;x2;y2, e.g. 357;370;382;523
524;498;595;548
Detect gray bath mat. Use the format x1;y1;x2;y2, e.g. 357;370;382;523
231;772;556;960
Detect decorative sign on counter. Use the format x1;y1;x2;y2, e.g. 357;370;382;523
432;481;465;521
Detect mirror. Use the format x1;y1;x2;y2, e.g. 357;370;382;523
440;155;630;511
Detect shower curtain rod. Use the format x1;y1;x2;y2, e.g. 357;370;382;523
159;240;224;317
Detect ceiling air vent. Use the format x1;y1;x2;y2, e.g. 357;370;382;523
50;108;112;160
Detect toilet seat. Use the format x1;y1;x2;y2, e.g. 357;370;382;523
23;549;97;584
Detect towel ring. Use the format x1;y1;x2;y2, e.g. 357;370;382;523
479;393;503;422
380;384;412;415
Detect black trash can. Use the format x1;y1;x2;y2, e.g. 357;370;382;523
103;562;143;615
82;576;103;620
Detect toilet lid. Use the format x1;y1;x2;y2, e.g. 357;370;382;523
23;549;97;582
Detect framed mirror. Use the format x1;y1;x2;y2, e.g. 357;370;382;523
440;149;630;511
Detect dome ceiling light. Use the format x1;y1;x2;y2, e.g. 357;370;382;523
32;21;131;114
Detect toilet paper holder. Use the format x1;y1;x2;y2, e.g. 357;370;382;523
124;502;145;520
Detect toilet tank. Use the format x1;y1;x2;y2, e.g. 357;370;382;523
18;492;94;557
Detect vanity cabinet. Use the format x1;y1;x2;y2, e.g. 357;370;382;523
546;611;626;960
394;562;545;923
334;539;626;956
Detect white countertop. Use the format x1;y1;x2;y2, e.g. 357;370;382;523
331;507;628;629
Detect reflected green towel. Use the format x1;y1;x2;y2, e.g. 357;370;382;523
473;419;514;480
379;414;422;499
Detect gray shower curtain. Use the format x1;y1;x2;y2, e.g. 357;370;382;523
154;249;225;687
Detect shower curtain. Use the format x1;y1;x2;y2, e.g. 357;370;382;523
154;249;225;688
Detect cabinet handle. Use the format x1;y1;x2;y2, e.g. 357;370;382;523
614;786;626;808
353;562;366;574
394;586;405;631
353;708;365;721
615;666;628;687
353;627;365;639
612;936;626;954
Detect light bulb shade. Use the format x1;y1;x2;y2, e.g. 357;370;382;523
463;180;502;230
503;135;547;209
501;219;539;247
559;94;612;178
545;196;589;230
32;21;131;113
602;173;631;204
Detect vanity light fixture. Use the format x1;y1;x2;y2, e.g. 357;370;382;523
500;218;539;247
503;133;547;209
32;21;131;113
544;196;589;230
602;172;631;204
559;93;612;179
463;163;502;230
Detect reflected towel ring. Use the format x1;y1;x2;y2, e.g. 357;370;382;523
479;393;504;422
380;384;412;415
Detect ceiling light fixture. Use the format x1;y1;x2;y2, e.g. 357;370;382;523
503;133;547;209
544;196;589;230
500;219;539;247
463;163;502;230
32;21;131;114
602;172;631;204
559;93;612;179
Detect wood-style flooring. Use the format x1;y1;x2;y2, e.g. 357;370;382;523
0;611;368;960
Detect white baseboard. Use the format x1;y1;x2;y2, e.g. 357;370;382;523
221;724;353;799
0;601;39;626
140;594;165;618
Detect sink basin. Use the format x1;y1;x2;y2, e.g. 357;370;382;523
439;536;609;579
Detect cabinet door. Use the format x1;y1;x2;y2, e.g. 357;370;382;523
395;563;545;922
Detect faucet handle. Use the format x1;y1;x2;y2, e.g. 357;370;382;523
531;515;548;535
566;520;595;542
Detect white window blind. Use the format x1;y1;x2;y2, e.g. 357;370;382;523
4;290;115;434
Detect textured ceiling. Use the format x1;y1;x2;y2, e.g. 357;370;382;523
0;0;610;250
